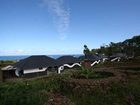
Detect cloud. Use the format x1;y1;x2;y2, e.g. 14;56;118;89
42;0;70;40
15;50;24;54
0;50;24;55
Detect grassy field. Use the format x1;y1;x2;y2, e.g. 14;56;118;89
0;60;140;105
0;74;140;105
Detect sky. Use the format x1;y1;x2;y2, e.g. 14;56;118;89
0;0;140;55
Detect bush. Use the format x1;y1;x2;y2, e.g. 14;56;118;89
80;66;94;79
0;81;45;105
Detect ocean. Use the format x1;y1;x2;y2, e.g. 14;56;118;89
0;54;83;61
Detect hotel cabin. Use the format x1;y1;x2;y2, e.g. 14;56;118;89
1;55;81;80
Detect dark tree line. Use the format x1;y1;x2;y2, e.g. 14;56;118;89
84;35;140;57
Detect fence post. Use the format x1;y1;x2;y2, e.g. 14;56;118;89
0;69;3;82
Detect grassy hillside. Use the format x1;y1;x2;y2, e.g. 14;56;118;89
0;74;140;105
0;60;140;105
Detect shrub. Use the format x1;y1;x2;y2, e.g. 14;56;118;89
80;66;94;79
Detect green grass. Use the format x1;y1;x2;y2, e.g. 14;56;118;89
69;67;114;79
0;73;140;105
0;76;62;105
0;80;46;105
70;71;114;79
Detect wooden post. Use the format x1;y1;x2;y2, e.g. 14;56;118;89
0;69;3;82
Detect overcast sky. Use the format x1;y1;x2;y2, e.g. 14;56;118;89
0;0;140;55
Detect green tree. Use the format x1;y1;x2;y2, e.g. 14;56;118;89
83;45;91;57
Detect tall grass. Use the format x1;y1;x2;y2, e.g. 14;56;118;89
0;80;44;105
0;76;62;105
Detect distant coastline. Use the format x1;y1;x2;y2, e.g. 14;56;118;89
0;54;83;61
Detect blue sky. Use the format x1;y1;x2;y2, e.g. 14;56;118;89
0;0;140;55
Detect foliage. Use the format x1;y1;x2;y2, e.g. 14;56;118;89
91;35;140;57
0;80;47;105
70;66;114;79
69;66;94;79
0;60;15;64
80;66;94;79
83;45;91;57
46;74;69;92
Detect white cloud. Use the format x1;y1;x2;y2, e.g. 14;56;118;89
15;50;24;54
42;0;70;40
0;50;24;55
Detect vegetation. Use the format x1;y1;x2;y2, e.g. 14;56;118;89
70;67;113;79
83;45;91;56
0;80;47;105
79;66;94;79
0;76;62;105
91;35;140;57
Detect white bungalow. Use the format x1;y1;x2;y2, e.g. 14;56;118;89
2;55;59;78
57;56;81;73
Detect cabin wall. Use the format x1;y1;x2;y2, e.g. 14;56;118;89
3;70;17;79
23;71;47;78
22;67;48;78
23;67;47;74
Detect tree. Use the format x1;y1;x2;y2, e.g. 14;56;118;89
83;35;140;57
91;49;98;54
83;45;91;57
